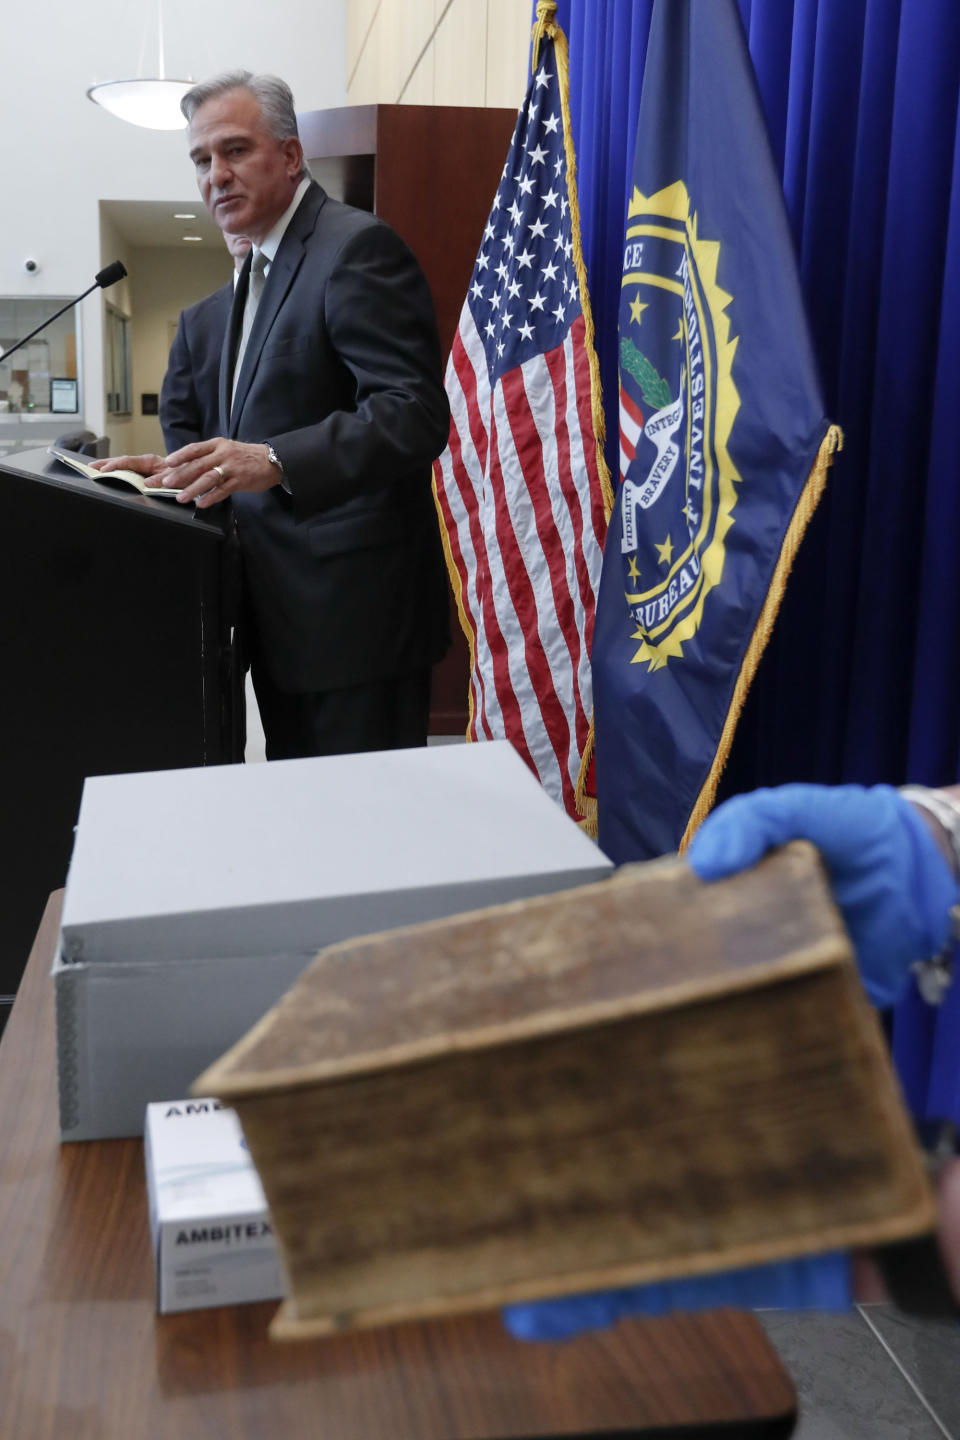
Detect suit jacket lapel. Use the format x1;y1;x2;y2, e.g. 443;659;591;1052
228;183;326;434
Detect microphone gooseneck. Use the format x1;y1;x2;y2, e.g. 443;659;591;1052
0;262;129;365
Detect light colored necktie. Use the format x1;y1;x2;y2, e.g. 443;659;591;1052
231;248;268;412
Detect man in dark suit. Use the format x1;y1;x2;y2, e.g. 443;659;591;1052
160;232;250;451
102;71;450;759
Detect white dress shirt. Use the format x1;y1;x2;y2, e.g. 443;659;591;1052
232;177;311;408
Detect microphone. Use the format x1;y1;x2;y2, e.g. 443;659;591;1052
95;260;127;289
0;261;129;365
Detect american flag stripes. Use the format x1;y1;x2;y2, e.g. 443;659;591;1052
432;23;611;821
619;386;644;486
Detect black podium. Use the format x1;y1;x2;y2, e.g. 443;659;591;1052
0;448;243;1016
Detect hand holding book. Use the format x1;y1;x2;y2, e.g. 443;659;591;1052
689;784;959;1009
505;783;960;1339
89;452;165;482
91;439;284;509
50;447;185;499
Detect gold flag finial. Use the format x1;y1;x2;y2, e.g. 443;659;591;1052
531;0;558;73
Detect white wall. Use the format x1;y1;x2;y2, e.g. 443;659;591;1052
0;0;347;436
97;207;135;455
348;0;532;108
126;243;233;454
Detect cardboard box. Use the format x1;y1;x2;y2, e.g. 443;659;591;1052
55;742;612;1140
144;1098;284;1313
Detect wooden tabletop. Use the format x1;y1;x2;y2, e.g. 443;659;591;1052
0;893;797;1439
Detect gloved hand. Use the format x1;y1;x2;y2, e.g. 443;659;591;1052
503;783;958;1342
687;783;958;1009
503;1253;851;1340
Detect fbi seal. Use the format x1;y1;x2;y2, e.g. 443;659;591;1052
617;182;740;669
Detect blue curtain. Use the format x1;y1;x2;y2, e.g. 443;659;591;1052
552;0;960;795
547;0;960;1122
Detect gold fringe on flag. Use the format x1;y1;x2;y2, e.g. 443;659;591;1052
679;423;844;852
531;0;557;73
430;462;477;741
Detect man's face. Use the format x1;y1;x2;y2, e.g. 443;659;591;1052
188;89;303;244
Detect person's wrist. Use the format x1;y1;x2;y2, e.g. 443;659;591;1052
901;786;960;882
262;442;290;494
899;786;960;1004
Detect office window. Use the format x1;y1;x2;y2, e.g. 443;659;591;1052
105;304;132;417
0;297;78;415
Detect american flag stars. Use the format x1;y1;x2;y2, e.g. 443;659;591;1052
432;27;609;819
466;64;581;383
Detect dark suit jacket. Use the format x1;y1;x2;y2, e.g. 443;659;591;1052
222;181;451;694
160;282;233;451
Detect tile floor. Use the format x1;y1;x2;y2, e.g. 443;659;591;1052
244;675;267;764
759;1306;959;1438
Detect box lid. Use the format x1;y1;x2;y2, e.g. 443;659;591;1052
61;742;611;965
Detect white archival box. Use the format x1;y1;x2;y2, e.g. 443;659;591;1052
144;1098;284;1313
54;741;612;1140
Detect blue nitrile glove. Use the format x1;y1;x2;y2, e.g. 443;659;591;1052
503;1253;852;1340
688;783;959;1009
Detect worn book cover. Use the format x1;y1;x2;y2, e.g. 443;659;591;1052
196;842;934;1337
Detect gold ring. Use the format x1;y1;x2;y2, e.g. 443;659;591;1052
212;464;226;484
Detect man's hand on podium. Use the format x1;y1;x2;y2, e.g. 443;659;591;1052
91;454;164;479
93;438;283;509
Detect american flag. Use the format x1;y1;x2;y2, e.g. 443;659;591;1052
432;28;610;821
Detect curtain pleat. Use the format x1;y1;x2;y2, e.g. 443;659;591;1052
843;2;960;784
551;0;960;792
907;93;960;785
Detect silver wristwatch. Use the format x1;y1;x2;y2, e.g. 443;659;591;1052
264;443;290;493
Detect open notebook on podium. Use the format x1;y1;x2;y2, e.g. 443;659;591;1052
48;446;186;498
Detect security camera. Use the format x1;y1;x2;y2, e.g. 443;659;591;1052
23;259;39;274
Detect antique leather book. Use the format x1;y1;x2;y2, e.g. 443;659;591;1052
196;842;935;1338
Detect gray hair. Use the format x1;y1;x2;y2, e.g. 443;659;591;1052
181;71;310;178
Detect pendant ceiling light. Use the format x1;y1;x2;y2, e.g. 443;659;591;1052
87;0;192;130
